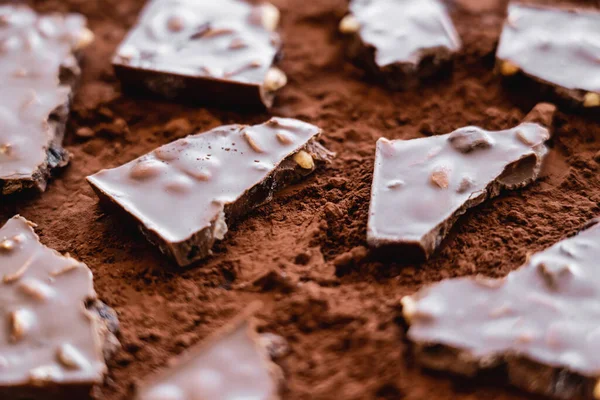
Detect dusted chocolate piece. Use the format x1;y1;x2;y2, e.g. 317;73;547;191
0;5;93;195
367;122;549;259
136;304;282;400
497;4;600;109
402;219;600;400
0;216;119;400
339;0;461;90
113;0;286;108
87;118;333;267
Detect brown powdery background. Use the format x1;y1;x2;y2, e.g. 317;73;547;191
2;0;600;399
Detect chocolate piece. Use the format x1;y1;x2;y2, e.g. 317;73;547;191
402;219;600;400
112;0;285;108
367;122;549;259
0;216;119;400
339;0;461;90
135;303;282;400
87;118;333;267
496;4;600;109
0;5;93;195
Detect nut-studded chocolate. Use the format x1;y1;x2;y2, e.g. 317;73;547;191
0;5;93;195
0;216;119;399
87;118;334;267
135;303;282;400
340;0;461;90
496;3;600;109
367;122;549;259
113;0;285;108
403;219;600;400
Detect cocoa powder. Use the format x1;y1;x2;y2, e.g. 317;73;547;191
2;0;600;399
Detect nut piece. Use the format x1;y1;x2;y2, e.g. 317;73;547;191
243;130;264;153
50;262;81;276
293;150;314;170
263;67;287;92
29;365;62;386
499;60;519;76
401;296;416;323
448;127;494;153
0;143;11;155
276;131;294;145
430;166;450;189
10;308;35;342
0;238;15;252
57;343;89;370
457;176;474;194
130;160;165;180
261;3;280;31
75;27;94;50
339;14;360;34
584;92;600;108
593;380;600;400
19;279;54;301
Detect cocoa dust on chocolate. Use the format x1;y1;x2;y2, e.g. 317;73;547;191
2;0;600;399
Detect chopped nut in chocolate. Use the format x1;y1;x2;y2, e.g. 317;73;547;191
0;216;119;399
367;122;549;259
340;0;461;89
135;304;282;400
403;219;600;400
87;118;333;267
0;5;93;195
113;0;285;108
497;4;600;109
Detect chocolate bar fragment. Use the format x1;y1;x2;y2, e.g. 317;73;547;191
402;219;600;400
0;5;94;195
339;0;461;90
113;0;286;108
136;303;282;400
0;216;119;400
367;122;549;260
87;118;333;267
496;3;600;109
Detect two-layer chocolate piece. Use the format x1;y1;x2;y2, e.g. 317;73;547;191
87;118;333;266
402;218;600;399
367;121;549;259
339;0;461;89
113;0;286;108
0;5;93;195
0;216;119;399
136;304;282;400
497;3;600;109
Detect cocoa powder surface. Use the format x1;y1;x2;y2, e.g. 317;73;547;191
2;0;600;399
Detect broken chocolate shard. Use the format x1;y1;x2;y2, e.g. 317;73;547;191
113;0;284;108
367;122;549;260
497;4;600;109
403;219;600;400
87;118;333;267
340;0;461;90
0;216;119;400
0;5;93;196
135;303;282;400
